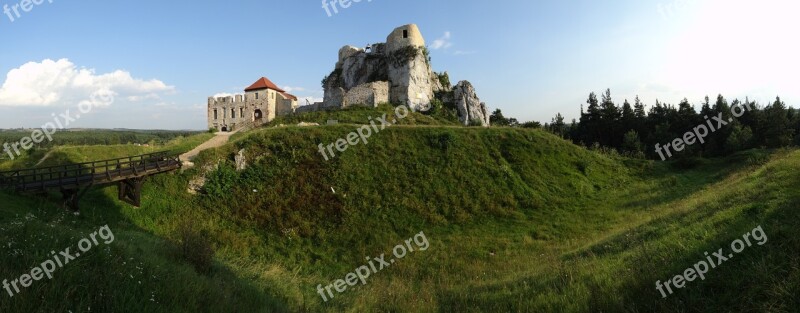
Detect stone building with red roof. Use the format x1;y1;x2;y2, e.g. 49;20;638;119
207;77;298;132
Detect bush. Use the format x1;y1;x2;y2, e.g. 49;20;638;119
174;222;215;275
203;162;238;199
467;119;484;127
521;121;542;129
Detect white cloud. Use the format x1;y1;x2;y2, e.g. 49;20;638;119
0;58;174;107
282;86;305;93
212;93;235;98
127;93;160;102
430;31;453;50
296;96;323;105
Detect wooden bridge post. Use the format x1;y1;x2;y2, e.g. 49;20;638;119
118;176;146;207
60;184;92;212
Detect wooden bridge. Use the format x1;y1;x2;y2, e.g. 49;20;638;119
0;151;182;211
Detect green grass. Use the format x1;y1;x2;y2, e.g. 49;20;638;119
0;133;213;170
1;123;799;312
266;104;461;128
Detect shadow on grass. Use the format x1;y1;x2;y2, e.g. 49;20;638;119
618;149;782;213
0;151;291;312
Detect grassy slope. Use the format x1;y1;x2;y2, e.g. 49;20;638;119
0;133;288;312
1;113;799;312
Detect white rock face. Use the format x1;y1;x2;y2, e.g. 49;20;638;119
235;149;247;171
318;24;491;124
337;46;364;69
453;81;490;127
340;52;387;90
388;50;435;111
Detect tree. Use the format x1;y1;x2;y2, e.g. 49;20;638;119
599;89;621;148
490;109;511;126
621;99;635;131
762;96;793;148
578;92;602;146
622;130;644;157
521;121;542;129
549;113;567;137
704;94;732;156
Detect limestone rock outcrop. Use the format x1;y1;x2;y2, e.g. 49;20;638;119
316;24;490;126
453;81;490;126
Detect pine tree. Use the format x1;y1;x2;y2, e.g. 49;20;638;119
550;113;566;138
579;92;602;146
762;96;793;147
599;89;621;148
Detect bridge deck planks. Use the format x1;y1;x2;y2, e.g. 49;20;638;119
0;152;182;209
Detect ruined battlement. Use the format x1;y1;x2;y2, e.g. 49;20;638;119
208;94;245;106
207;77;298;132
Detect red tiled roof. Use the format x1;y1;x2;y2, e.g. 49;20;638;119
244;77;285;92
280;92;298;101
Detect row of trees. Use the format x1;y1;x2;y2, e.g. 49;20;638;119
492;89;799;160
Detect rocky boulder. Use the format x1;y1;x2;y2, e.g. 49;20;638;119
453;81;490;127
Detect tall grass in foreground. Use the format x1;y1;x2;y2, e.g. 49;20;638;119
1;124;798;312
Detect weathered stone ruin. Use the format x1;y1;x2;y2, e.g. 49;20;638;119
317;24;490;126
207;24;491;131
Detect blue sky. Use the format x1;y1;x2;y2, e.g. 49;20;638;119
0;0;797;129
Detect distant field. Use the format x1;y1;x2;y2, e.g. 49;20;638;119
0;130;211;170
0;129;203;149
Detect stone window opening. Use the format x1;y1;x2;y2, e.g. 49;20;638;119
213;109;218;120
240;108;244;118
403;30;408;38
256;93;259;100
231;108;236;119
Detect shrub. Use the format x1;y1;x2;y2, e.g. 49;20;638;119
467;119;484;127
174;222;215;275
203;162;238;199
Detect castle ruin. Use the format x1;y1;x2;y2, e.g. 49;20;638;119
207;24;490;131
207;77;298;132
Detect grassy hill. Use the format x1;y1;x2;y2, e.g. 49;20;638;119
0;109;798;312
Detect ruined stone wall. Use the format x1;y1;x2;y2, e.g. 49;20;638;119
208;95;248;131
343;81;389;108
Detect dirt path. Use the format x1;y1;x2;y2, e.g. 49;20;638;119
34;149;56;167
180;131;238;167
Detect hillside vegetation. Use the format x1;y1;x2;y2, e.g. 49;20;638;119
0;110;798;312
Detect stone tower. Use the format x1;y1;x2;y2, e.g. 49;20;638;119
385;24;438;111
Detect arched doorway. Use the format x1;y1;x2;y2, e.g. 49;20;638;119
221;126;228;132
254;109;263;120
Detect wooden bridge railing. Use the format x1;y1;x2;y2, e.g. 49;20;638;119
0;151;180;192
